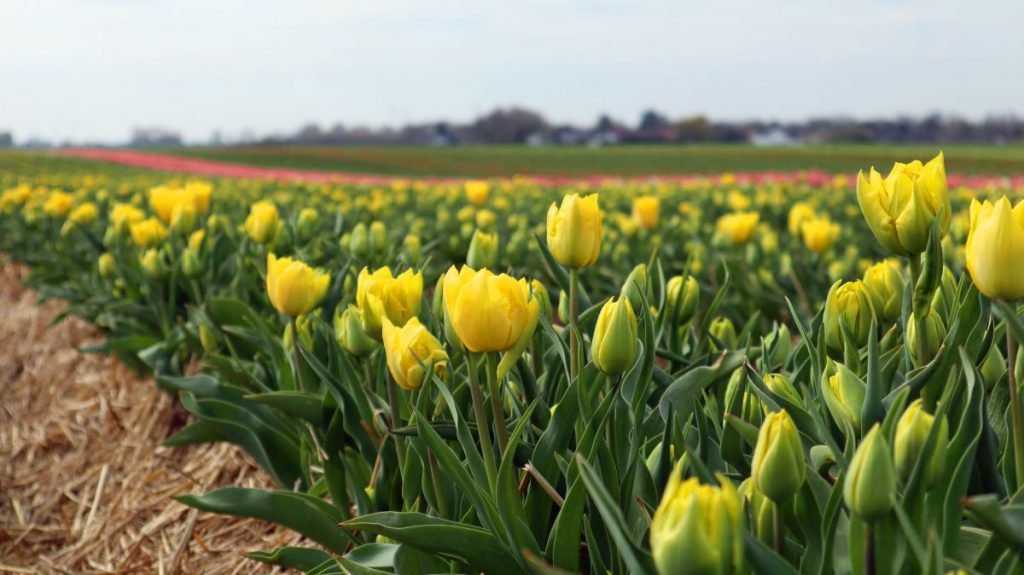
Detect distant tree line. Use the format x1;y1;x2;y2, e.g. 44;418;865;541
3;109;1022;148
238;109;1024;147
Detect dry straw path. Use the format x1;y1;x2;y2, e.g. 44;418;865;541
0;262;302;574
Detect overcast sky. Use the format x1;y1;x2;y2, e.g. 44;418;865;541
1;0;1022;143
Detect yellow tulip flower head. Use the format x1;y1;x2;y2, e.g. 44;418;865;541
800;217;840;254
823;280;875;351
591;297;638;375
110;203;145;233
266;253;330;317
546;193;602;268
856;153;949;256
632;195;660;230
43;192;74;218
68;202;98;226
894;399;948;486
130;217;168;249
149;184;208;225
464;180;490;205
787;202;816;235
650;466;743;575
862;260;905;323
965;196;1024;300
245;201;280;245
443;265;541;353
382;317;448;390
356;266;424;339
716;211;760;245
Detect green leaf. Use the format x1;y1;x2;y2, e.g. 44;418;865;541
244;390;324;423
246;546;333;571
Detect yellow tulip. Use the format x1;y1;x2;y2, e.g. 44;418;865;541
130;218;168;249
97;252;116;279
965;196;1024;300
357;267;423;338
443;265;540;353
110;203;145;233
591;297;638;374
149;184;208;225
632;196;660;229
188;229;206;252
546;193;602;268
245;201;280;245
43;192;74;218
751;410;806;502
856;153;949;256
68;202;98;225
823;280;875;351
788;202;816;235
800;217;840;254
716;211;759;245
650;466;743;575
862;260;905;322
382;317;448;390
266;253;330;317
464;180;490;205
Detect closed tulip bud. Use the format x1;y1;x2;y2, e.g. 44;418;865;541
266;254;330;317
69;202;98;226
823;280;875;351
188;229;206;252
198;324;219;354
800;216;840;254
466;229;499;269
894;399;948;486
716;211;759;245
357;266;423;338
619;263;649;311
475;209;496;230
335;306;378;358
591;297;638;374
557;290;569;324
821;361;866;433
181;247;203;278
857;153;950;256
739;479;774;545
863;260;905;323
464;180;489;205
382;318;448;390
530;279;552;321
930;266;957;317
665;275;700;325
844;424;897;522
765;373;802;408
725;369;763;426
431;274;445;320
283;313;315;352
402;234;422;267
97;253;117;279
130;218;168;249
709;317;737;350
764;323;793;366
751;410;806;503
369;221;388;257
632;196;660;229
546;193;602;268
296;207;319;242
443;266;540;353
140;248;165;279
650;466;743;575
906;308;945;367
349;222;369;258
245;201;279;245
966;196;1024;300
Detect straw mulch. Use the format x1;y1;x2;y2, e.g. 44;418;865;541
0;262;306;574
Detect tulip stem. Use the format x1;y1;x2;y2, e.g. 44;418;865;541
1007;326;1024;488
908;256;931;369
772;502;784;556
428;450;448;518
864;522;876;575
468;355;498;486
291;317;308;393
569;268;580;383
386;371;406;473
486;352;509;456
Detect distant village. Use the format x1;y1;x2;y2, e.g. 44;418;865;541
3;108;1023;148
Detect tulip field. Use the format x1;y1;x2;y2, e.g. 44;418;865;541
4;149;1024;575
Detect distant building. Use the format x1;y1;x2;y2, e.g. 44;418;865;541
131;128;183;147
751;127;797;147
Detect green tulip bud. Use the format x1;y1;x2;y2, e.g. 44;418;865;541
650;465;744;575
283;313;315;352
140;248;165;280
725;369;763;426
764;373;802;408
403;234;422;267
709;317;738;350
821;360;866;434
591;297;638;374
906;308;946;367
764;323;793;367
751;410;806;503
297;207;319;243
863;260;905;323
739;479;775;546
97;252;117;279
824;279;875;352
531;280;552;322
198;324;220;354
557;290;569;325
335;305;378;358
181;247;203;278
843;424;897;522
431;274;445;320
369;221;388;257
350;223;369;259
894;399;948;486
665;275;700;325
929;266;957;318
466;229;499;269
619;263;649;311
